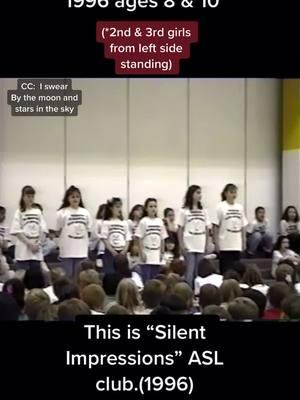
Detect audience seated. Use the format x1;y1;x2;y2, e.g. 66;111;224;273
194;259;223;296
81;284;105;315
102;273;122;311
53;278;80;303
0;292;20;321
202;305;232;320
227;297;259;320
78;270;101;295
24;289;51;320
141;280;165;314
173;282;195;313
58;299;91;321
264;282;291;320
242;288;267;319
106;304;130;315
198;284;222;312
116;278;142;314
114;254;143;291
219;279;242;308
242;265;269;296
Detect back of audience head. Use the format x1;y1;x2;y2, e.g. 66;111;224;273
199;284;222;309
78;269;100;291
50;266;66;284
242;265;263;287
0;293;20;321
106;304;130;315
58;299;91;321
102;273;122;296
3;278;25;311
203;305;232;320
53;277;79;302
228;297;259;320
79;260;96;271
169;260;186;277
276;263;297;286
160;293;187;314
114;254;132;278
24;289;50;320
151;305;173;315
220;279;242;303
223;269;241;282
81;284;105;313
173;282;194;311
268;282;291;310
116;278;140;314
142;280;165;309
233;261;247;278
243;289;267;318
23;267;45;290
165;273;183;293
281;294;300;320
198;259;217;278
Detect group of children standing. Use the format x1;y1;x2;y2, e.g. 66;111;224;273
1;184;300;288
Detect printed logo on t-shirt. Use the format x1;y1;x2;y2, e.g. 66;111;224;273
144;226;161;250
224;209;243;233
0;226;7;240
186;210;206;235
108;224;126;250
22;214;40;238
287;223;298;234
67;214;87;239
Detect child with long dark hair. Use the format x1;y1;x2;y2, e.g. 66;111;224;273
90;204;106;267
136;198;168;282
213;184;248;275
128;204;144;238
56;186;92;278
10;186;48;271
101;198;131;274
280;206;300;253
272;236;300;278
178;185;211;287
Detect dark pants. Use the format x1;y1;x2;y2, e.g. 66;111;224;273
288;233;300;254
140;264;161;283
15;260;41;271
219;251;241;275
102;249;122;275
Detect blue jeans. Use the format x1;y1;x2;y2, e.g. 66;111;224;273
60;258;86;279
140;264;161;283
102;249;117;275
247;232;273;255
184;252;204;288
15;260;41;271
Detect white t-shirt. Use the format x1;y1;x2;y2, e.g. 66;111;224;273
10;208;48;261
91;310;104;315
43;285;58;304
295;283;300;294
213;201;248;251
272;249;299;277
178;208;211;253
131;271;144;291
90;219;105;255
56;207;92;258
280;220;300;235
0;223;9;242
128;220;139;237
251;284;269;296
101;219;131;251
247;219;270;234
136;217;168;265
194;273;223;296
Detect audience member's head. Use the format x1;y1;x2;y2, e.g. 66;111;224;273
53;278;79;303
160;293;187;314
114;254;132;278
275;263;296;286
102;273;122;297
199;284;222;309
223;269;241;282
50;266;66;284
242;265;264;287
220;279;242;303
3;278;25;311
0;293;20;321
281;294;300;320
203;305;232;320
151;306;173;315
169;260;186;277
268;282;291;310
142;280;165;309
232;261;247;278
78;270;100;292
116;279;140;314
58;299;91;321
106;304;130;315
81;284;105;313
23;267;45;290
24;289;50;320
198;259;217;278
79;260;96;271
228;297;259;320
165;273;183;293
243;289;267;318
173;282;194;311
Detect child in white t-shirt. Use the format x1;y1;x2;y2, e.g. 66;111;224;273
90;204;106;268
178;185;211;287
128;204;144;238
280;206;300;253
0;206;10;256
247;207;273;257
136;198;168;282
272;236;300;278
101;198;131;274
56;186;92;278
194;258;223;296
10;186;48;271
213;184;248;275
161;237;183;266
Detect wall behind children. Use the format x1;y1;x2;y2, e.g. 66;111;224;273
0;79;281;232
